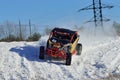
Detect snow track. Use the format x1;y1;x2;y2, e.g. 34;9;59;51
0;37;120;80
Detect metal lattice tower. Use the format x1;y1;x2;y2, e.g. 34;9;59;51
93;0;103;27
78;0;114;32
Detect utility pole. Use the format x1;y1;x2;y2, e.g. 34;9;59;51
19;20;22;40
78;0;114;34
29;19;32;37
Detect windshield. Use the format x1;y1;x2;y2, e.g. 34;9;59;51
52;32;71;41
49;31;71;44
50;36;70;45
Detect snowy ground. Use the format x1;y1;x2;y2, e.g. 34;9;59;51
0;34;120;80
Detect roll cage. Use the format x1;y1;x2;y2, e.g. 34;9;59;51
49;28;79;43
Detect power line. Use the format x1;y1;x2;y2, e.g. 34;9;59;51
78;0;114;34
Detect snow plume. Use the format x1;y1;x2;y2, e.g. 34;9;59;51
75;25;120;79
77;25;118;44
38;35;49;47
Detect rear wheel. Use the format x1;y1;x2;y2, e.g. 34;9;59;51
76;43;82;55
39;46;45;59
66;46;72;66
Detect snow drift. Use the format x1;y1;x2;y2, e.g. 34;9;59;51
0;28;120;80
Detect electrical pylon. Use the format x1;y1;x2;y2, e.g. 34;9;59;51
78;0;114;34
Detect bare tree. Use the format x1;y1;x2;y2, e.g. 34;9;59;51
2;21;15;38
112;21;120;36
0;25;4;38
44;27;52;35
0;20;41;41
74;25;84;32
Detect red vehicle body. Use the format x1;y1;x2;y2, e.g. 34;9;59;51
39;28;82;65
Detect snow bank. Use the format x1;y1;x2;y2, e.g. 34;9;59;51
0;27;120;80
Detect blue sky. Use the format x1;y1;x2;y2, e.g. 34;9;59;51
0;0;120;27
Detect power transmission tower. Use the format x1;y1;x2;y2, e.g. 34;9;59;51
78;0;114;34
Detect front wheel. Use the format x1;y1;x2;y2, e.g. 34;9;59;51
39;46;45;59
66;46;72;66
76;43;82;55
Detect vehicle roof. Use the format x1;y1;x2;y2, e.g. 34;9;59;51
52;27;76;34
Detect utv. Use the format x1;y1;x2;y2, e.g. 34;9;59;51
39;28;82;65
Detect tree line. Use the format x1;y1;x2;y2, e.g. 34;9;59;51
112;21;120;36
0;20;52;42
